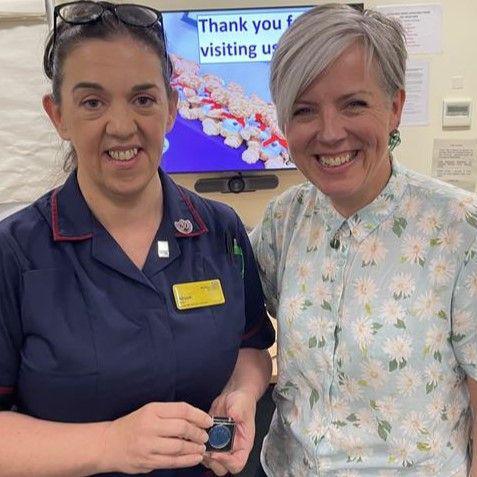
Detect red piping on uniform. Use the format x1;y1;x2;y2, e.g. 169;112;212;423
175;188;209;237
51;189;93;242
0;386;14;395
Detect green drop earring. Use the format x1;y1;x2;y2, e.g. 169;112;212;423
388;129;401;152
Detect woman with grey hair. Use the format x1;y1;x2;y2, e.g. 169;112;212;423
251;3;477;476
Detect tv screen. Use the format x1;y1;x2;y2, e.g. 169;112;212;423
161;6;314;174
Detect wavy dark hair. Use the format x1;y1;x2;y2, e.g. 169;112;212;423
43;1;174;171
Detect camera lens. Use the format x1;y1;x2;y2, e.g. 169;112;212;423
228;176;245;193
208;424;232;449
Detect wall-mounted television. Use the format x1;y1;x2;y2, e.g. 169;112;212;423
161;5;313;175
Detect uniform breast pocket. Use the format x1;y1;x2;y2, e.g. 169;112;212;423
21;268;98;376
202;254;245;351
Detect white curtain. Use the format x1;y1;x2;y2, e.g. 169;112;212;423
0;0;65;203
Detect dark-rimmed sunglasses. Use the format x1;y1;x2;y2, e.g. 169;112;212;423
53;1;166;50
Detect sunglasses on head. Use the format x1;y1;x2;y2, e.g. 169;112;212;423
53;1;166;50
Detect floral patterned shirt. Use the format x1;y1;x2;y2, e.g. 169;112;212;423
251;161;477;476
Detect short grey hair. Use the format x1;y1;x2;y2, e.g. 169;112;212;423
270;3;407;132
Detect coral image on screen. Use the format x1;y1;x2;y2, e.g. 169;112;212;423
161;7;311;174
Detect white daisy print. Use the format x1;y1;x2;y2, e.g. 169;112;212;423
426;395;445;420
413;290;442;321
360;236;387;266
439;227;463;253
340;375;363;402
418;210;442;235
252;163;477;474
465;271;477;297
400;411;427;436
391;174;408;199
401;196;421;218
428;256;455;286
396;367;422;396
297;262;312;281
308;224;325;249
282;294;305;323
340;305;355;325
354;276;377;305
424;362;442;390
379;299;406;326
305;410;326;445
332;397;352;422
321;256;338;282
446;398;464;425
373;195;392;216
448;196;474;221
389;272;415;299
462;343;477;366
356;408;375;432
453;309;473;337
336;342;351;367
315;281;332;305
426;431;446;456
352;316;375;351
341;435;371;463
401;234;428;265
361;360;388;390
382;336;413;364
425;325;447;357
308;316;335;342
376;396;400;421
389;437;414;467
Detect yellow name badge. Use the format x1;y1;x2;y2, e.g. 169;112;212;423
172;279;225;310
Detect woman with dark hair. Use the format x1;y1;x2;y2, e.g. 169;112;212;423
0;2;274;476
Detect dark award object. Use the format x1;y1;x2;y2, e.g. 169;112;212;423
206;417;236;452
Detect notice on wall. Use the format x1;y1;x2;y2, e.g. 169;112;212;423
431;139;477;192
376;4;442;54
401;59;429;127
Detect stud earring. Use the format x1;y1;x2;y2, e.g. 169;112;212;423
388;128;401;152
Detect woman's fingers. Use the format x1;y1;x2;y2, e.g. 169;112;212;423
154;418;209;444
206;449;248;474
202;455;229;476
152;437;206;456
151;402;213;429
147;453;205;470
101;402;213;473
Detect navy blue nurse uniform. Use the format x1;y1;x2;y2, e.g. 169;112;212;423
0;169;275;477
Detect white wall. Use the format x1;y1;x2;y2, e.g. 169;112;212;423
1;0;476;227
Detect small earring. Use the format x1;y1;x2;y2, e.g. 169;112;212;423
388;128;401;152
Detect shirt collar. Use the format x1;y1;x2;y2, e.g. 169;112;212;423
50;172;94;242
317;160;408;241
51;169;208;242
159;168;208;238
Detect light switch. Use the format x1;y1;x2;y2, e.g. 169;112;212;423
442;99;472;128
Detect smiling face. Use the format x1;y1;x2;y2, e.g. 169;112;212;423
43;36;177;203
285;43;405;217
